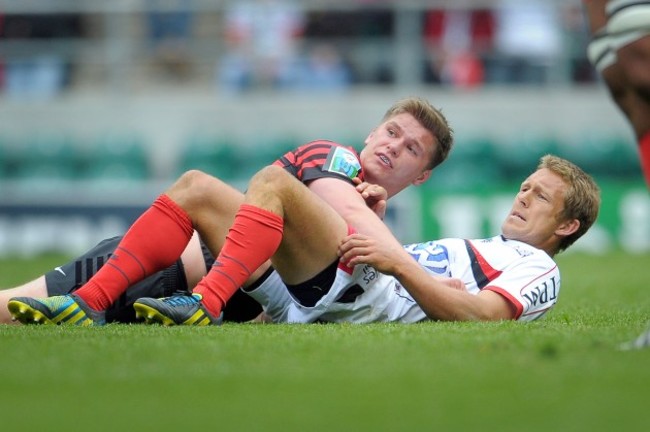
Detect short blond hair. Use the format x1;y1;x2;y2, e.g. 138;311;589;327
538;155;601;253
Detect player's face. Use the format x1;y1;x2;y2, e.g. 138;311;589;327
359;113;435;198
501;168;572;253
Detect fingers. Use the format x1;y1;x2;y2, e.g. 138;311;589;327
355;181;387;198
366;186;387;200
337;233;370;265
337;233;364;255
355;181;369;194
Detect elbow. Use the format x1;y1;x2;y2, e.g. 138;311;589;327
423;307;507;323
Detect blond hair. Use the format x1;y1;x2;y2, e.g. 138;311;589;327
538;154;601;253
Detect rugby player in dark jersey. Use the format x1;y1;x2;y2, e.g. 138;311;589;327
1;141;382;324
5;97;453;325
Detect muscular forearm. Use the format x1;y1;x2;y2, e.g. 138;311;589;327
337;229;515;321
337;232;501;321
390;258;497;321
338;197;396;240
309;178;398;243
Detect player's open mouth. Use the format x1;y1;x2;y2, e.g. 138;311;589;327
378;154;392;168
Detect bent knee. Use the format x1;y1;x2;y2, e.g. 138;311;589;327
249;165;293;190
245;165;302;209
170;170;227;206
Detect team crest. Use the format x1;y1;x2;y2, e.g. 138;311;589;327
403;242;450;276
323;147;361;180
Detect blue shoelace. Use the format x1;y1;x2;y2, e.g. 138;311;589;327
163;294;199;307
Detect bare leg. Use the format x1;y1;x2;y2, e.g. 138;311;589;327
0;233;208;325
242;165;350;285
167;170;272;286
0;277;48;324
190;164;407;318
180;232;209;290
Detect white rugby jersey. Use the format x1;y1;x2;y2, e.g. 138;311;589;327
319;235;560;323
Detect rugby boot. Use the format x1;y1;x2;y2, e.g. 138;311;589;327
133;292;222;326
8;294;106;326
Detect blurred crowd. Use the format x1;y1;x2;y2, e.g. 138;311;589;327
0;0;597;98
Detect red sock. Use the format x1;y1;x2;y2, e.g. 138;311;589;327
195;204;283;317
640;132;650;188
75;194;194;311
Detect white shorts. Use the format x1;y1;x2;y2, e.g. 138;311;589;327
244;261;426;324
244;262;376;323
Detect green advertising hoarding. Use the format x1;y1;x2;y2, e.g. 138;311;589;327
416;181;649;254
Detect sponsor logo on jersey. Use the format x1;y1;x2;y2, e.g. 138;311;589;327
392;281;415;303
513;245;533;258
323;147;361;179
521;276;559;308
403;241;450;275
361;265;378;284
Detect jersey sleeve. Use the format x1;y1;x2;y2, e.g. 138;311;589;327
273;140;363;185
483;258;560;322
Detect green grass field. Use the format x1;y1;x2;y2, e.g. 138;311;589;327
1;252;649;432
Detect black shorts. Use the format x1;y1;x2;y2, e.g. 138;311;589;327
44;236;262;323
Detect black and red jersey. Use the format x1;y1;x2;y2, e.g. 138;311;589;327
273;140;364;185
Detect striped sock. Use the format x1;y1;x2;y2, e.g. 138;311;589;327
75;194;194;311
195;204;283;317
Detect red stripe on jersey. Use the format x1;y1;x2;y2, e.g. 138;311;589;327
466;240;523;319
273;140;362;184
639;131;650;188
294;143;334;179
484;286;523;319
485;263;558;320
465;240;503;288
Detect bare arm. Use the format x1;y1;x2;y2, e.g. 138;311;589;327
352;178;387;220
307;177;394;240
583;0;650;140
583;0;609;34
338;233;516;321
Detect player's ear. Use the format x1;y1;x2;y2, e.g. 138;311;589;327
555;218;580;237
364;128;377;145
412;169;432;186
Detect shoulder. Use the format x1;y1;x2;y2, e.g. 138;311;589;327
277;140;361;183
298;140;359;156
276;140;358;164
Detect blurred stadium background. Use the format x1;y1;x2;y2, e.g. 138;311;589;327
0;0;648;258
